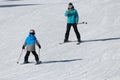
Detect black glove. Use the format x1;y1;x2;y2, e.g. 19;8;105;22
68;8;71;11
38;45;41;49
22;45;25;49
68;8;70;10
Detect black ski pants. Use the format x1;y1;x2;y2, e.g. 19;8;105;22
64;23;81;41
24;51;39;62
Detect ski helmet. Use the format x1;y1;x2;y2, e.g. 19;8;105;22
29;29;35;35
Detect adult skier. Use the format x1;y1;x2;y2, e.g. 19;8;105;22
22;29;41;64
64;2;81;44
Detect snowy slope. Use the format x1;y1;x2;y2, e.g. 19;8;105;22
0;0;120;80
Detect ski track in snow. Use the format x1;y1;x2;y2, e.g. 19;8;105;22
0;0;120;80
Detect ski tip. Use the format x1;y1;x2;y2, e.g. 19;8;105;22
76;43;80;45
35;61;42;65
59;42;64;45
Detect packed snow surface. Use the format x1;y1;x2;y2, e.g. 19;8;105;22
0;0;120;80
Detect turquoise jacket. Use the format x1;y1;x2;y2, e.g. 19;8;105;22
25;34;37;45
65;9;79;24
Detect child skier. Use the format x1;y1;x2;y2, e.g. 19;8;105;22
22;29;41;64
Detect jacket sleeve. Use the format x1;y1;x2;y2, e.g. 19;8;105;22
36;40;41;48
22;37;27;48
22;42;26;49
64;10;69;16
75;10;79;24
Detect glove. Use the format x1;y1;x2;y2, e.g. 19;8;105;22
38;45;41;49
22;45;25;49
68;8;71;11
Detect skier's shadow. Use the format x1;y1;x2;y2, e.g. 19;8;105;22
42;59;82;64
82;37;120;43
0;4;43;8
5;0;21;1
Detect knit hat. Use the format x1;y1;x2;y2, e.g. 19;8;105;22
69;2;73;6
68;2;74;9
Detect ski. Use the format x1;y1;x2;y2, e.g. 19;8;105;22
59;41;82;45
76;42;81;45
59;42;65;45
59;41;71;45
35;61;42;65
19;61;42;65
19;62;33;65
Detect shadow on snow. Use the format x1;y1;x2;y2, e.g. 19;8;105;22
0;4;43;8
42;58;82;64
82;37;120;43
5;0;21;1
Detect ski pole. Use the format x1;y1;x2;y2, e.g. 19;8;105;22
17;49;23;64
78;22;87;24
38;49;40;60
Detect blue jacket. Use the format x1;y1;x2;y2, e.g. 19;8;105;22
65;9;79;24
25;34;37;45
